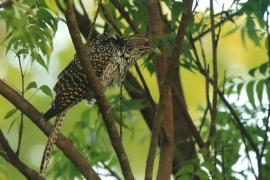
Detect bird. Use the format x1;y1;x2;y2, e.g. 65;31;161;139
40;34;160;174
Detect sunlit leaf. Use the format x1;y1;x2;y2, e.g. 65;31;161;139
32;52;47;70
246;81;256;109
26;81;37;90
4;108;17;119
8;118;17;133
265;77;270;101
259;62;268;74
40;85;53;98
256;79;265;105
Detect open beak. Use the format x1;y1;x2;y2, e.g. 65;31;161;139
152;47;161;55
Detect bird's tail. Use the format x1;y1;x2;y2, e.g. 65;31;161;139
40;111;66;175
42;105;58;122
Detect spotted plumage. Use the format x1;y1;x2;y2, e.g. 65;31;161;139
40;34;160;174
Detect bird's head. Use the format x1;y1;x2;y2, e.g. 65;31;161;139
117;34;161;61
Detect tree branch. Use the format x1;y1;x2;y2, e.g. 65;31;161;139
0;0;12;9
193;11;240;41
16;54;25;156
0;130;44;180
0;79;100;179
208;0;218;141
99;2;156;111
63;1;134;179
144;0;175;179
171;84;206;148
109;0;139;33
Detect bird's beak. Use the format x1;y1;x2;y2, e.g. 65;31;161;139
152;47;161;55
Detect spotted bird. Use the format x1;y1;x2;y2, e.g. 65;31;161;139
40;34;160;174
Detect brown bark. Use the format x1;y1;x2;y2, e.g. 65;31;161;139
145;1;173;180
0;79;100;179
0;131;44;180
63;1;134;179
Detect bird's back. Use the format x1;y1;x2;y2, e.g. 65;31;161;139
43;35;120;121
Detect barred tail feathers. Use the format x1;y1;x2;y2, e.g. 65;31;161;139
40;112;66;175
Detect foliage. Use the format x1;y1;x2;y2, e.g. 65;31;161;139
0;0;270;179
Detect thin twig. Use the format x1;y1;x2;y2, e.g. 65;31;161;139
208;0;218;142
0;79;100;179
99;3;122;35
64;1;134;179
120;84;123;140
102;161;121;180
242;137;258;179
99;2;156;111
87;1;101;41
257;9;270;180
193;11;240;41
221;143;225;180
190;32;260;157
260;12;270;158
199;106;209;133
110;0;139;33
171;84;206;148
16;54;24;156
0;130;44;180
134;64;156;111
78;0;88;20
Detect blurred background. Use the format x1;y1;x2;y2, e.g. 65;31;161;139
0;0;268;179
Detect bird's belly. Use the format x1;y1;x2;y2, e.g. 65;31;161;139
101;63;127;89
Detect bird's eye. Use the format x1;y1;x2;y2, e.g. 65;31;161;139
143;40;150;47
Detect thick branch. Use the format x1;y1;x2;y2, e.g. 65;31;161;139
63;1;134;179
0;79;100;179
99;2;156;111
0;131;44;180
108;1;198;177
170;0;193;65
145;0;174;180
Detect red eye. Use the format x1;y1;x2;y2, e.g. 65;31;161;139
144;40;150;47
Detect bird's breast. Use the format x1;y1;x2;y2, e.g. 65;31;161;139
101;57;128;88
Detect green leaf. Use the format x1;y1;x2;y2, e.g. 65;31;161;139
171;2;182;22
17;48;29;55
6;38;17;54
248;67;257;77
26;81;37;90
8;118;17;133
32;52;47;70
265;77;270;101
246;81;256;109
92;152;111;164
226;84;234;95
40;85;53;98
195;169;209;179
237;83;244;96
44;0;59;13
175;164;194;178
4;108;17;119
246;17;260;45
123;99;143;112
256;79;265;105
259;62;268;74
